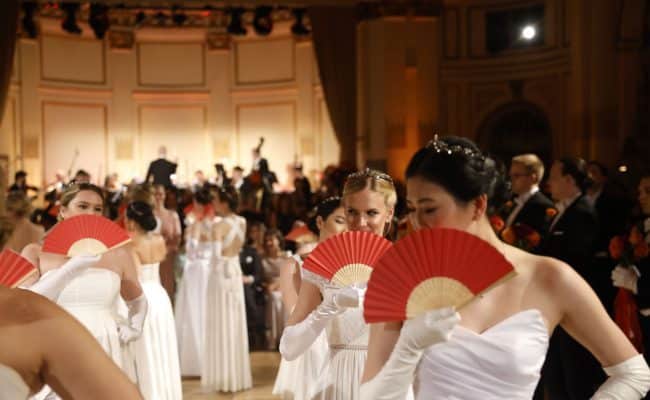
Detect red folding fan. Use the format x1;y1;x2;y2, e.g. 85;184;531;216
0;249;37;288
303;231;392;287
42;214;131;257
364;228;516;323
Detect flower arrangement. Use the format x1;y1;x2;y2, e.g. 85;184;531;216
609;220;650;352
501;223;542;252
488;205;556;252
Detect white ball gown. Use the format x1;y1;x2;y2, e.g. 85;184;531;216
273;261;330;399
175;237;211;376
0;363;30;400
132;262;182;400
201;215;253;392
414;309;548;399
302;269;369;400
32;268;125;400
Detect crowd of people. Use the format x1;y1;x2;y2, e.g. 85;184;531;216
1;136;650;399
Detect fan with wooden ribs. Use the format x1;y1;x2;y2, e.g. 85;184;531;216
364;228;516;323
0;249;37;288
303;231;392;287
42;214;131;257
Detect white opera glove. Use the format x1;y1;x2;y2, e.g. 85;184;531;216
27;255;101;301
591;354;650;399
279;285;363;361
612;265;639;294
117;294;148;344
360;308;461;400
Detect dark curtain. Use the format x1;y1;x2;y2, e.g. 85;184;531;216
0;0;19;122
0;0;18;215
309;6;358;167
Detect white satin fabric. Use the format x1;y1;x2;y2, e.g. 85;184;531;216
132;263;182;400
175;240;211;376
0;364;30;400
414;309;549;399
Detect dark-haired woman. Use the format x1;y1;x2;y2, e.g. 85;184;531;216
360;136;650;399
201;186;252;392
280;169;397;400
21;183;147;399
126;201;182;400
175;188;214;377
273;197;345;399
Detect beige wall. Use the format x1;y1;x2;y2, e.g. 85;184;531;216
1;19;338;189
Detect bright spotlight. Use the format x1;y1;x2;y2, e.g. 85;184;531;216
618;165;628;173
521;25;536;40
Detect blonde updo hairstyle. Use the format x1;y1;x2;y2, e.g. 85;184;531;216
5;191;32;218
342;168;397;209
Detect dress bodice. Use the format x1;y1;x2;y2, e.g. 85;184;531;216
414;309;549;399
192;240;213;260
0;363;29;400
57;268;121;315
139;263;161;284
303;269;369;349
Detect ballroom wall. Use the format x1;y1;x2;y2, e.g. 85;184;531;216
1;17;338;188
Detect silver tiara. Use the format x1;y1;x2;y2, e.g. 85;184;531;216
425;134;484;160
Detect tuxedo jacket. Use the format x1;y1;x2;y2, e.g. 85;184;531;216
146;158;177;187
509;191;555;237
540;196;599;278
593;190;632;253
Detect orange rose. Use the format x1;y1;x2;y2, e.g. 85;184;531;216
490;215;505;232
609;236;625;260
501;227;516;245
546;208;558;218
629;226;643;246
526;231;542;248
635;241;649;259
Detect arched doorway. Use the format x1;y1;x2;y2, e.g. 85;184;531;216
477;102;552;167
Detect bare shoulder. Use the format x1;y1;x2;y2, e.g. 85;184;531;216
21;243;42;258
0;288;66;324
529;255;579;292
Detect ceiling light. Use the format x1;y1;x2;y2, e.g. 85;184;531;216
253;6;273;36
291;8;310;36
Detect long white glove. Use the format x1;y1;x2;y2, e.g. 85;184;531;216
117;293;148;344
591;354;650;399
26;255;101;301
360;308;461;400
612;265;639;294
279;285;363;361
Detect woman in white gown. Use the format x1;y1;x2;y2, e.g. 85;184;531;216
280;170;397;400
0;285;142;400
21;183;148;399
175;188;213;376
360;136;650;399
202;185;252;392
126;201;182;400
273;197;345;399
262;229;289;350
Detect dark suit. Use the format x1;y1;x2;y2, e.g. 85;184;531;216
146;158;177;187
240;244;266;349
539;195;605;400
507;190;554;252
589;189;633;316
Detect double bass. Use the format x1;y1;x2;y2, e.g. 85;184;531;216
248;137;265;188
